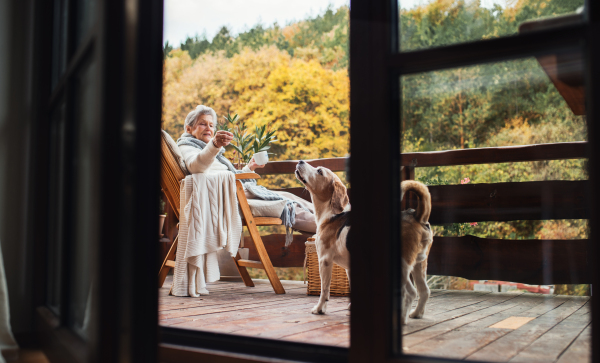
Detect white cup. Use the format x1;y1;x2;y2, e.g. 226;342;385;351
253;151;269;165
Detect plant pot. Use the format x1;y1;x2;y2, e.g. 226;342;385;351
159;214;166;237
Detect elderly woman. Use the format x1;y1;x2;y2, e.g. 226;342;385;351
177;105;316;234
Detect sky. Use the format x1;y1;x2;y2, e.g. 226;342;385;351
163;0;504;47
163;0;349;46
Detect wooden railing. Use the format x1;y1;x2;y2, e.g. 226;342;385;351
400;141;587;167
402;141;589;284
253;141;590;285
257;157;347;175
256;142;586;174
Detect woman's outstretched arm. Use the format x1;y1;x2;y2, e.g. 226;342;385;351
179;143;221;173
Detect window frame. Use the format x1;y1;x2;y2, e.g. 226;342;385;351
29;0;600;362
350;1;599;362
33;0;163;362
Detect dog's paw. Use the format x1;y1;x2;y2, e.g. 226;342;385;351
348;303;351;310
311;303;327;315
189;291;200;298
409;309;424;319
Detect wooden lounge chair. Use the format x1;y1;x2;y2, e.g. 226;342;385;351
157;130;285;294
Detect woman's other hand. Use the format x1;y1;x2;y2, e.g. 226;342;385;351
211;130;233;148
248;156;266;172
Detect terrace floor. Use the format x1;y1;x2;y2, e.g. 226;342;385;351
159;276;590;362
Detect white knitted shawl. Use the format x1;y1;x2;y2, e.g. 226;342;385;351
171;172;242;296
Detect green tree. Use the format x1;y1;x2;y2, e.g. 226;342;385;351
180;33;211;59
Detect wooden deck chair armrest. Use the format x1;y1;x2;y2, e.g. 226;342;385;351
236;172;261;180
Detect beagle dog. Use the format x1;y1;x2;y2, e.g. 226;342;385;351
400;180;433;324
295;160;350;314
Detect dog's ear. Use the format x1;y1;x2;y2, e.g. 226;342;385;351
331;179;349;214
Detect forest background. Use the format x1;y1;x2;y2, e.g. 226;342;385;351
162;0;587;294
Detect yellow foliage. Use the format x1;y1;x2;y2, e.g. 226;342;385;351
163;49;193;86
494;116;533;145
502;1;520;22
282;24;301;43
535;220;588;240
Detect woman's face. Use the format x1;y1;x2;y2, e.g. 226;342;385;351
187;114;215;143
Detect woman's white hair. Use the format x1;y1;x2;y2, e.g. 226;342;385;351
184;105;217;130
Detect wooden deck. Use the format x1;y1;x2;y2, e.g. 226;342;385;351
159;276;590;362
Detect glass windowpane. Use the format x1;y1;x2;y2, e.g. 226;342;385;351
160;0;351;348
398;52;590;362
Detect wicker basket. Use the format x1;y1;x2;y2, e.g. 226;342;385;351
305;238;350;296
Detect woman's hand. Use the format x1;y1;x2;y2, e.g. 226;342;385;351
211;130;234;148
248;156;266;172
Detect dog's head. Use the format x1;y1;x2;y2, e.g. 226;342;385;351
295;161;349;214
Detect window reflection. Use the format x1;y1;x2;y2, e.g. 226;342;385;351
402;55;586;152
399;52;590;362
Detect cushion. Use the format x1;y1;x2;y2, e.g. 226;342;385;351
161;130;189;175
246;199;286;218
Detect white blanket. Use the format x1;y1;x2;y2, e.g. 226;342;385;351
171;172;242;296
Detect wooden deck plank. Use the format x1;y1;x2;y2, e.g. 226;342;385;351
165;299;348;329
158;279;590;359
403;291;517;335
466;297;589;362
161;304;344;330
159;286;306;312
403;292;527;348
510;301;590;362
243;312;351;340
402;290;492;322
283;322;350;346
159;276;305;294
418;291;492;315
160;281;304;298
158;278;308;315
198;303;350;337
159;295;313;320
159;287;306;307
556;324;591;363
403;294;556;359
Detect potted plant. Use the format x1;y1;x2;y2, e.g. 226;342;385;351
220;112;278;169
159;197;167;237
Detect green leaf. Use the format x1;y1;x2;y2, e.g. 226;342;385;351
231;145;243;155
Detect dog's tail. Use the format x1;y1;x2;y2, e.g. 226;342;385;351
401;180;431;223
